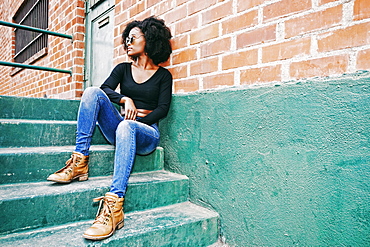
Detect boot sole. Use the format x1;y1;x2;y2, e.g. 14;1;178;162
83;220;124;241
47;174;88;184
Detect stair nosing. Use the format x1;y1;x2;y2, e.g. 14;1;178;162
0;145;115;154
0;170;188;201
0;119;77;124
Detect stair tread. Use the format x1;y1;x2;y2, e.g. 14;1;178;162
0;146;164;184
0;170;188;201
0;118;108;148
0;145;114;154
0;202;218;246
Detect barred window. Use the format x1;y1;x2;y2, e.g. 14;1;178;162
13;0;49;64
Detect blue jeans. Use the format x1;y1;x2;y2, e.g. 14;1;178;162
75;87;160;197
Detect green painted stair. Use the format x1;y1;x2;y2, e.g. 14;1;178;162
0;96;219;246
0;202;219;247
0;171;189;234
0;145;164;184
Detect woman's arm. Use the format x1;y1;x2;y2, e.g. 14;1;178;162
137;70;173;125
100;64;126;105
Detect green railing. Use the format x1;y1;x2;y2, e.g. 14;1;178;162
0;20;72;75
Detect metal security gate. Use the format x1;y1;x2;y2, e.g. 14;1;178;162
13;0;49;64
85;0;116;87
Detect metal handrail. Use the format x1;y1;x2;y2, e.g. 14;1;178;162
0;20;73;75
0;21;72;39
0;61;72;75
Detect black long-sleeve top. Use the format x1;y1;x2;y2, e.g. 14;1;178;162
100;62;173;126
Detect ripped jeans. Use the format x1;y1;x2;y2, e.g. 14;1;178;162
75;87;160;197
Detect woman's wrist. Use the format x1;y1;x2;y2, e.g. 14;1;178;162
120;97;131;104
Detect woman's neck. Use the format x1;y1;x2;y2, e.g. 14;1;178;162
133;55;158;70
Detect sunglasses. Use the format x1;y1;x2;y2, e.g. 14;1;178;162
125;35;144;45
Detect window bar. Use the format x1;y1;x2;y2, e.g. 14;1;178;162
14;32;44;59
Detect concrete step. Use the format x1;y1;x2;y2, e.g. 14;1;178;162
0;170;189;234
0;202;219;247
0;119;109;147
0;146;164;184
0;95;80;121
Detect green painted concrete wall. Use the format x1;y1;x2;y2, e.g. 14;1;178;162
159;72;370;246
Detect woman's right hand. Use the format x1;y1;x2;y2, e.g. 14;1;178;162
120;97;137;120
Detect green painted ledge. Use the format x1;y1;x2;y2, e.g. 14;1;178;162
159;72;370;246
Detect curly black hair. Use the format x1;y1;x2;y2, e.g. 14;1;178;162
122;16;172;65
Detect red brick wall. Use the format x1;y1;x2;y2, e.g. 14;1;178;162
0;0;85;99
0;0;369;98
114;0;370;93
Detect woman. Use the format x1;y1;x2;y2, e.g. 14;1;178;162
47;16;173;240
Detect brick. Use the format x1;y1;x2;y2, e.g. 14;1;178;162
290;55;349;79
177;0;188;6
168;65;188;79
172;48;197;65
72;66;84;74
73;41;85;50
318;0;337;5
175;15;199;35
237;0;264;12
164;4;187;24
190;23;219;45
75;8;85;17
200;37;232;58
174;78;199;93
188;0;218;15
130;1;145;17
75;90;83;98
357;49;370;70
171;35;188;50
147;0;159;8
237;25;276;49
262;37;311;63
190;57;219;75
115;12;129;25
153;0;173;16
285;5;342;38
202;1;233;25
73;33;85;42
222;49;258;70
263;0;311;22
318;22;370;53
203;72;234;89
354;0;370;21
73;57;84;66
222;10;258;35
240;65;282;85
147;0;158;8
114;36;123;47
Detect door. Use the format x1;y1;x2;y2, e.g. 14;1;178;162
85;0;115;87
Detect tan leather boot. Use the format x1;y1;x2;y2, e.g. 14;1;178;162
47;151;89;183
83;192;124;240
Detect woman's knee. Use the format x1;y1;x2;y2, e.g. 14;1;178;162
82;87;103;97
81;87;106;104
116;120;136;137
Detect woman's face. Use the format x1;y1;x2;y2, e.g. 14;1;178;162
126;27;145;57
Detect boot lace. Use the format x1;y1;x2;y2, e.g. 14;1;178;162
60;154;81;175
93;197;116;227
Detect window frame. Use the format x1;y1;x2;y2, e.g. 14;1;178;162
12;0;49;74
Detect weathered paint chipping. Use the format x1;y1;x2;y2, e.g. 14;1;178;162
159;73;370;246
